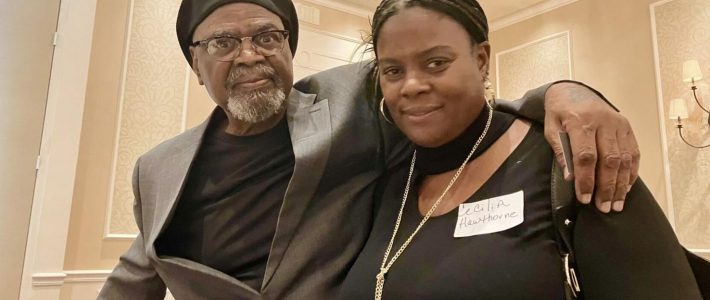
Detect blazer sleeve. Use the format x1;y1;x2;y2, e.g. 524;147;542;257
494;80;617;123
573;179;703;299
98;157;167;299
293;62;412;170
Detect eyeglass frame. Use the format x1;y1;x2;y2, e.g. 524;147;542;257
190;29;289;61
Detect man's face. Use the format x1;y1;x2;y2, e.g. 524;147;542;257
190;2;294;124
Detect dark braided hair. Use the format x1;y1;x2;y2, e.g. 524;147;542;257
363;0;490;108
368;0;489;56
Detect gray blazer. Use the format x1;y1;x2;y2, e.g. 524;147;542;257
98;62;550;300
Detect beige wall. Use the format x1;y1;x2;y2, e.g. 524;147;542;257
489;0;668;209
652;0;710;250
496;32;572;100
298;1;371;41
64;0;371;275
489;0;710;254
65;0;133;270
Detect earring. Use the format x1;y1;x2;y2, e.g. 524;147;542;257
483;73;496;106
379;97;393;124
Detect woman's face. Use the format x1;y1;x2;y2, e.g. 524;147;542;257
377;6;490;148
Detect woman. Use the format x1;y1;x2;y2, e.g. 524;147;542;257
340;0;703;299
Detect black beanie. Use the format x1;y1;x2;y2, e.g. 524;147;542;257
176;0;299;66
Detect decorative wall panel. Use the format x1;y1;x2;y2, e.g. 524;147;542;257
496;32;571;100
107;0;187;236
293;27;370;81
652;0;710;250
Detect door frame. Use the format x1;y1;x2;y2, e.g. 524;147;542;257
19;0;99;298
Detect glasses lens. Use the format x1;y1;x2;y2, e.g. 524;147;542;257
207;37;239;60
253;31;286;56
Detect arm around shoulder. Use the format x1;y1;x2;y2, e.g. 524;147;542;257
493;82;552;123
98;157;166;299
499;81;640;213
494;80;616;123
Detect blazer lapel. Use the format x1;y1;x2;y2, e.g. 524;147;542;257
262;89;332;288
147;108;270;296
146;110;214;246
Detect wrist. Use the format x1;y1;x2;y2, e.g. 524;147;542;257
546;80;619;112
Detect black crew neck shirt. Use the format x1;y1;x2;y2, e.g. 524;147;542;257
156;117;294;292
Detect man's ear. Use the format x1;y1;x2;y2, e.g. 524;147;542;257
475;41;491;75
189;47;204;85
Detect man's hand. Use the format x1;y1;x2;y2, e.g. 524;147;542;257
544;82;640;213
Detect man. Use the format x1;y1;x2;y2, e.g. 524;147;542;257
98;0;639;299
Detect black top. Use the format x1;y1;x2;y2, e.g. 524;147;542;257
156;116;294;292
340;122;564;300
416;105;515;175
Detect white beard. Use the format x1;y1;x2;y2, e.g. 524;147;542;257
226;64;287;124
226;85;285;124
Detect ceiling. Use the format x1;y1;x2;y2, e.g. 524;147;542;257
333;0;554;23
478;0;552;21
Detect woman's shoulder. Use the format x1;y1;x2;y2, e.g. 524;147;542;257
499;117;548;157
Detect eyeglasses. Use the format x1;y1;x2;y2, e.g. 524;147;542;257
190;30;289;61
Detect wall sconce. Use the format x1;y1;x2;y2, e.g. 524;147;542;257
669;59;709;148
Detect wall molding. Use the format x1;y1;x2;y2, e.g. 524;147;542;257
300;24;365;44
649;0;677;229
64;270;112;283
298;25;370;63
295;49;352;67
105;233;138;240
20;0;99;298
32;270;111;286
31;270;110;288
494;30;572;59
32;273;67;287
105;0;189;237
104;0;136;239
304;0;581;32
299;0;372;19
34;270;172;299
490;0;579;32
292;26;371;80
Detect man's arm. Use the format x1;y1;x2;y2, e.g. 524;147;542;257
496;81;639;214
98;158;166;299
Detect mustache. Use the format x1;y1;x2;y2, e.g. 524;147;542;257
226;64;277;87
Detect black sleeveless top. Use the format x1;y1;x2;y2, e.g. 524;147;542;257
340;122;564;300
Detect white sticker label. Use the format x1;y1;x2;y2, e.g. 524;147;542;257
454;190;524;238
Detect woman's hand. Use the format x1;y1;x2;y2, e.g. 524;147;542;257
544;82;640;213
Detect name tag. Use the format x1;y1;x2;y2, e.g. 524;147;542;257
454;190;524;238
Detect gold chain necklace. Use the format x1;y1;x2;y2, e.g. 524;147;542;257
374;105;493;300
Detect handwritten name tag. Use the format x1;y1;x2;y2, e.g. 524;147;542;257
453;190;524;238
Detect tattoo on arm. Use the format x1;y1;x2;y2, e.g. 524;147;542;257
566;86;592;103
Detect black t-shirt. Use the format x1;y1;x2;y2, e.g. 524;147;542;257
156;116;294;292
340;124;564;300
